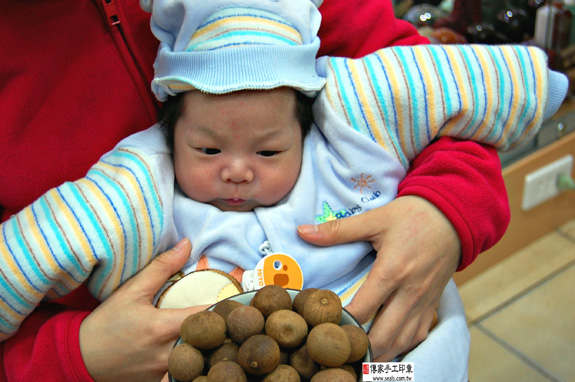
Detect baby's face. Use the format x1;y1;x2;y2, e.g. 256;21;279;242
173;88;303;212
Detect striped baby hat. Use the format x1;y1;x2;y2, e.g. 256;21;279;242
142;0;326;101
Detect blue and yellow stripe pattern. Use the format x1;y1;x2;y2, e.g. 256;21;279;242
0;147;164;341
186;7;303;52
324;44;548;169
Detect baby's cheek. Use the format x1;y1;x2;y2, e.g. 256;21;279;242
265;173;298;204
177;167;211;201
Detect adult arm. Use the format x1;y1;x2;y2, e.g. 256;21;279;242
298;139;508;360
1;239;207;382
398;138;510;270
0;143;167;342
302;44;567;361
317;0;429;58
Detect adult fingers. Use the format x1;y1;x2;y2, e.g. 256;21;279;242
297;208;385;246
372;304;437;362
121;238;192;297
343;253;399;324
156;304;211;340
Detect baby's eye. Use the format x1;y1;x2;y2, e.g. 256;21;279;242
200;148;221;155
257;151;278;157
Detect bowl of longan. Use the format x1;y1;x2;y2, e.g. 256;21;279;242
168;285;372;382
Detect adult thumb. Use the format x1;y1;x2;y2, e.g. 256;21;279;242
124;238;192;295
297;208;382;246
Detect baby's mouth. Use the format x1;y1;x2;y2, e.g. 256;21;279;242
223;198;246;206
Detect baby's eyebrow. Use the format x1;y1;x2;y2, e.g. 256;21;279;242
194;125;218;138
256;128;284;141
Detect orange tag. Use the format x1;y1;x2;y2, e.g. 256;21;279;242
253;253;304;290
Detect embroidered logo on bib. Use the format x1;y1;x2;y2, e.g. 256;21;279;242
352;173;375;193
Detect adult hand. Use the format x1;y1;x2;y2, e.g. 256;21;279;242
79;238;209;382
298;195;461;361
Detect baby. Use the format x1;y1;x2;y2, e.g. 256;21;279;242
0;0;567;349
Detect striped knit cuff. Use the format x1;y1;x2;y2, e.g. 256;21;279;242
544;69;569;120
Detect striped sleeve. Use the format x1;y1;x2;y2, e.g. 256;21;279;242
0;147;164;341
324;44;549;168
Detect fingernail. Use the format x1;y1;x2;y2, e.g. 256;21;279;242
298;224;318;235
173;238;189;251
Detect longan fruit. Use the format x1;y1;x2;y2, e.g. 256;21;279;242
310;368;356;382
292;287;319;315
206;360;247;382
306;323;351;367
237;334;281;375
168;343;204;382
250;285;292;317
261;364;301;382
265;309;308;348
302;289;342;327
288;344;320;380
180;310;227;350
340;364;358;380
341;324;369;363
208;342;240;368
226;305;265;344
212;299;243;322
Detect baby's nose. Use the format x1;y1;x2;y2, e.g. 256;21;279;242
222;159;254;183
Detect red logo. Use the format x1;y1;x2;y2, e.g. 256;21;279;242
363;363;370;374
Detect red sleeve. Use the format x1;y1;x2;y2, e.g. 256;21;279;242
317;0;510;271
317;0;429;58
0;286;98;382
397;137;511;271
0;0;153;379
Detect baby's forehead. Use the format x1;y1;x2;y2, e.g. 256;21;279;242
179;89;301;136
181;88;298;116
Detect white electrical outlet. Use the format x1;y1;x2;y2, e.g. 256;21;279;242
522;155;574;211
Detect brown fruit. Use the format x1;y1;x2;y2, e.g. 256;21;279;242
250;285;292;317
292;288;318;316
212;299;243;322
341;324;369;363
180;310;227;349
265;309;308;348
261;364;301;382
310;368;356;382
168;343;204;382
288;344;319;379
340;364;358;380
226;305;265;344
208;342;240;368
302;289;342;326
306;323;351;367
192;377;208;382
237;334;281;375
206;360;247;382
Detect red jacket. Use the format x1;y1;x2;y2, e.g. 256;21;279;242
0;0;508;380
